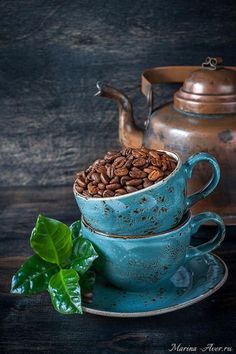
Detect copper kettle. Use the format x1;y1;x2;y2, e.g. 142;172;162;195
96;57;236;224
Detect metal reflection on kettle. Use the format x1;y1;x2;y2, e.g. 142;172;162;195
95;57;236;224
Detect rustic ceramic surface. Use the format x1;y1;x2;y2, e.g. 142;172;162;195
79;211;225;291
74;151;220;235
82;253;228;318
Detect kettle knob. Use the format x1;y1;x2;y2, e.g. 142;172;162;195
202;56;223;70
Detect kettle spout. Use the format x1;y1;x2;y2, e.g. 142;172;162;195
95;82;143;148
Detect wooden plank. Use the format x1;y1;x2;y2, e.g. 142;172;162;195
0;186;235;353
0;248;235;354
0;186;78;257
0;0;236;186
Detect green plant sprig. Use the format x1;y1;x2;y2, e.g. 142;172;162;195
11;215;98;314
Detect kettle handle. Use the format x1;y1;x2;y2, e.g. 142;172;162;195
141;66;236;114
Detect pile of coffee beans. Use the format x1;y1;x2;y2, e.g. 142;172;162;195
74;147;177;198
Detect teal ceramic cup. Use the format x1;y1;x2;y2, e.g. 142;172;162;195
80;211;225;291
74;151;221;235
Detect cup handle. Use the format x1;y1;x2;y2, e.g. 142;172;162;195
186;212;225;259
184;152;220;208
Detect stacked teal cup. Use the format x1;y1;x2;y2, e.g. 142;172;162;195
80;211;225;291
73;149;225;292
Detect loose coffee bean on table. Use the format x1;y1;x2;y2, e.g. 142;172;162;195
74;147;177;198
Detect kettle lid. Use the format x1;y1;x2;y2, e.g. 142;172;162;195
174;57;236;114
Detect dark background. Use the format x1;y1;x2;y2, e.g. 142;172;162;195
0;1;236;354
1;0;236;187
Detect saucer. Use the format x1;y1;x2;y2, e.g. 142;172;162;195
82;253;228;318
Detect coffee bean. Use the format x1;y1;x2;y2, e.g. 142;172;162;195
85;167;92;175
120;175;131;185
106;165;115;178
76;171;84;178
126;178;143;186
87;182;98;195
132;149;147;158
104;151;121;162
143;160;151;168
91;172;100;184
112;156;126;168
148;169;163;181
115;167;129;177
106;183;122;191
143;178;153;188
103;190;115;197
110;176;120;184
87;170;95;180
132;158;146;167
115;188;127;196
161;160;168;171
75;185;83;193
77;178;87;188
150;157;162;167
125;185;138;193
76;171;86;180
74;147;177;198
149;150;161;159
100;173;109;185
121;148;132;156
82;191;91;197
93;159;102;166
124;156;134;168
95;164;106;174
129;167;147;179
144;167;157;174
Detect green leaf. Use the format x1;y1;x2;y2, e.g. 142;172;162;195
80;270;96;295
11;255;59;295
70;237;98;275
70;220;82;240
48;269;82;314
30;215;72;266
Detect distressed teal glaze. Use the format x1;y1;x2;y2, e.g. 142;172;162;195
82;254;228;317
80;212;225;291
74;152;220;235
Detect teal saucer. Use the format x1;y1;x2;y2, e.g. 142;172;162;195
82;253;228;318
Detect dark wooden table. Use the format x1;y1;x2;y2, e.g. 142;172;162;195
0;186;235;354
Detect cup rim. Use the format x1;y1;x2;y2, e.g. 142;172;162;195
81;212;191;240
73;149;182;201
